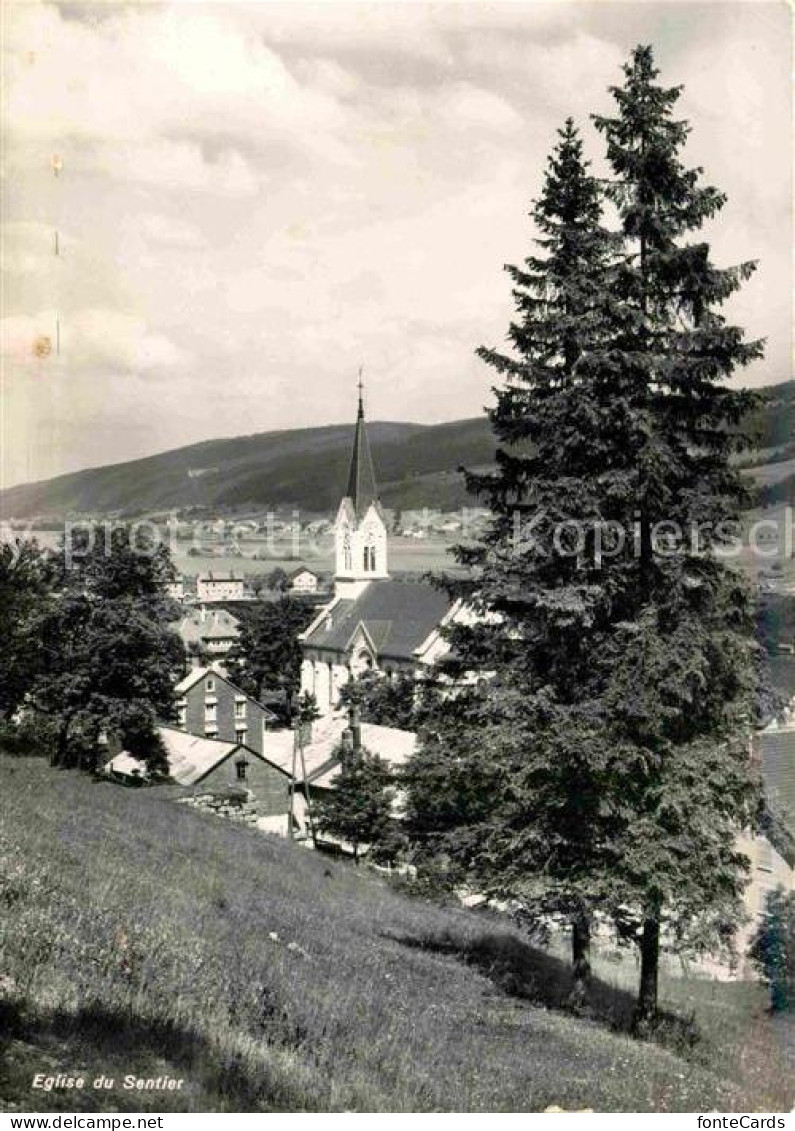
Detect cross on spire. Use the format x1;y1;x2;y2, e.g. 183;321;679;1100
345;366;378;516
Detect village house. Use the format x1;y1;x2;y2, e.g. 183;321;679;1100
174;665;277;753
196;571;246;602
288;565;321;594
299;385;467;713
166;575;186;601
173;606;241;664
262;711;416;842
105;726;291;824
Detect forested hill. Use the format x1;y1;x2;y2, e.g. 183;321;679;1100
1;380;792;520
0;417;495;519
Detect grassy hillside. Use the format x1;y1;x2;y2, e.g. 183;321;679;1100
1;755;792;1113
2;380;791;520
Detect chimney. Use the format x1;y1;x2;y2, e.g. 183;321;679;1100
350;704;361;753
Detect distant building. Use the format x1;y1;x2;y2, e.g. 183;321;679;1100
174;666;277;753
288;566;321;594
173;606;241;662
299;383;466;714
197;571;246;602
166;575;186;601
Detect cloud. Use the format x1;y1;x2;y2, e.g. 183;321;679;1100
2;1;790;488
137;212;206;250
2;309;189;372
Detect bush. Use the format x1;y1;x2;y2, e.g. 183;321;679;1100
748;887;795;1012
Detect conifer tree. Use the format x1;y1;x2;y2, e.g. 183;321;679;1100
315;744;397;864
591;44;764;1024
407;52;764;1024
406;119;628;1003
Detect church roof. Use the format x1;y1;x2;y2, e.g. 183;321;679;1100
302;579;452;662
344;384;379;518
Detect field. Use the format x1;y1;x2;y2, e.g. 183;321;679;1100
170;535;460;579
1;755;793;1113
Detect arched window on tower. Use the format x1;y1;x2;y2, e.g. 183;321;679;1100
343;531;352;572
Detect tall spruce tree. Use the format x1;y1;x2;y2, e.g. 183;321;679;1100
407;51;765;1024
406;119;630;1004
590;44;764;1024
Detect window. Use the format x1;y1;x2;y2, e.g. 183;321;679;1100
235;727;247;744
235;757;248;781
205;728;218;740
204;700;217;722
234;698;246;720
206;676;215;692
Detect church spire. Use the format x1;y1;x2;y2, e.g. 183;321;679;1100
345;368;378;517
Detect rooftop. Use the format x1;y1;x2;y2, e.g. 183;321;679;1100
302;579;452;661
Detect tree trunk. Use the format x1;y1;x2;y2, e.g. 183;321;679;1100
52;713;73;768
569;909;592;1011
634;915;660;1031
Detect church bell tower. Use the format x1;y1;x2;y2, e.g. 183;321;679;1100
334;374;389;599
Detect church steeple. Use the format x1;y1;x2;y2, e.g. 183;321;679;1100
345;370;379;517
334;369;388;597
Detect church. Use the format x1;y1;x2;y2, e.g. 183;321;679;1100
299;386;465;714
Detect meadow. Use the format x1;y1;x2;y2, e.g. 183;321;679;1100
1;755;792;1113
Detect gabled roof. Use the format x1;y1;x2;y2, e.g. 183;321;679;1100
173;666;278;719
174;666;214;695
261;716;416;787
288;565;319;579
106;725;289;786
302;579;452;662
173;608;241;645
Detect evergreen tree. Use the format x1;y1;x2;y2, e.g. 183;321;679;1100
591;44;764;1024
25;526;184;772
0;539;55;719
314;743;398;864
406;118;628;1004
748;887;795;1013
225;596;312;717
338;670;420;728
408;50;764;1024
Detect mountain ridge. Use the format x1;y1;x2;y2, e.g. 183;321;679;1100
2;380;792;520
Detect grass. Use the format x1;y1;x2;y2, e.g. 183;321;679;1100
1;754;792;1113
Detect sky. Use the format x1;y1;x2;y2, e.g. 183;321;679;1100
2;0;792;488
